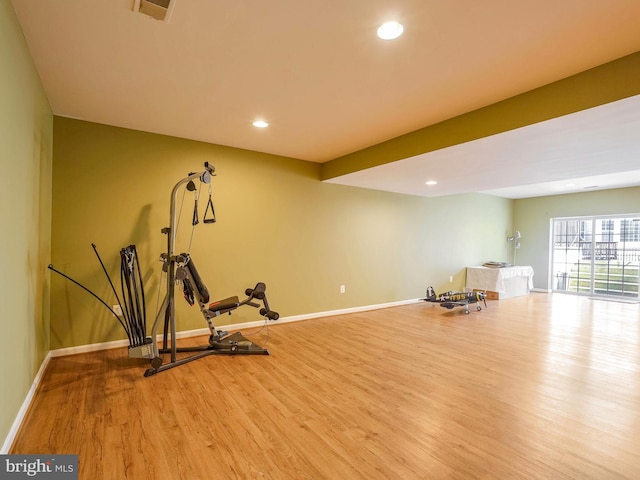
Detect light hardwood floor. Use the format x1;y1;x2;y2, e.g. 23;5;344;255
11;293;640;479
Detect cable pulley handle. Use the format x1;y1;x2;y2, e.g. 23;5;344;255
190;180;199;226
203;193;216;224
192;199;199;226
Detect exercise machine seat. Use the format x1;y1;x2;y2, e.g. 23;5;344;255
209;296;239;314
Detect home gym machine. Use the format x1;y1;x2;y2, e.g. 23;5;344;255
48;162;279;377
143;162;279;376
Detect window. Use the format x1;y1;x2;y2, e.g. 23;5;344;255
552;215;640;299
622;219;640;242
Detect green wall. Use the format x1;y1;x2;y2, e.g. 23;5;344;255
51;117;513;349
0;2;53;451
514;187;640;290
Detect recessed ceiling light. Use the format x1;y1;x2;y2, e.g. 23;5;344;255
252;120;269;128
425;180;437;186
377;21;404;40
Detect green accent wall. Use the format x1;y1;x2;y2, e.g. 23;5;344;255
322;51;640;180
513;187;640;290
50;117;512;349
0;2;53;450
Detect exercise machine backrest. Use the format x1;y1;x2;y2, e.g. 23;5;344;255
179;254;210;304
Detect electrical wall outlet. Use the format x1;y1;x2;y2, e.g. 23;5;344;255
113;305;123;316
340;285;346;294
449;276;453;283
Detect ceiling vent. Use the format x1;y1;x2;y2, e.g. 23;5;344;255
133;0;176;22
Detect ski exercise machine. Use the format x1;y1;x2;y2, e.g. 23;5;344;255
144;162;279;376
48;162;279;377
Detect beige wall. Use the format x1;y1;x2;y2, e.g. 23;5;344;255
51;117;513;349
0;2;53;450
514;187;640;290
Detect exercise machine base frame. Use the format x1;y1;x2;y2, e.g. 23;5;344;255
143;332;269;377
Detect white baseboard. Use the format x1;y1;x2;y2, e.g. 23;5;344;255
50;298;421;357
50;338;131;357
1;352;52;454
274;298;420;324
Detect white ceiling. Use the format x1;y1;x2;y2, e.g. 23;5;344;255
10;0;640;198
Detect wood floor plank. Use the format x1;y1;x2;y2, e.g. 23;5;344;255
10;293;640;479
